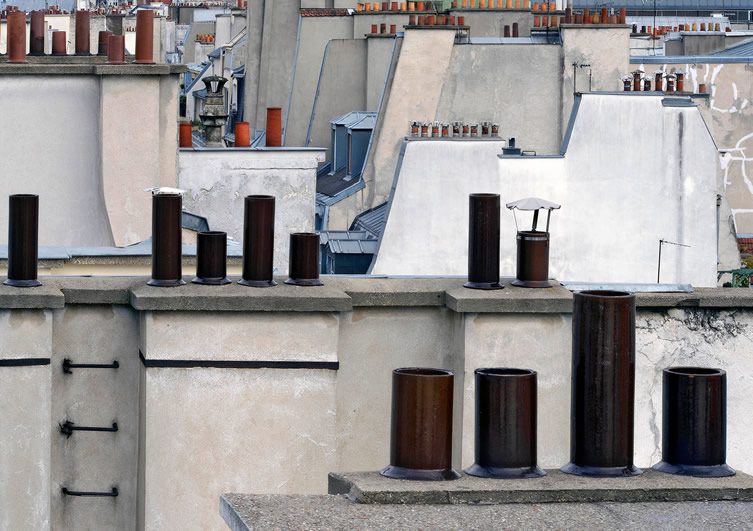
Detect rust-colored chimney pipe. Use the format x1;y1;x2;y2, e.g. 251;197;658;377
135;9;155;64
503;24;510;37
107;34;125;64
266;107;282;147
30;11;45;55
179;122;193;148
75;10;91;55
632;71;641;92
7;11;28;64
655;71;663;92
98;30;113;56
235;121;251;147
239;195;277;288
52;31;67;56
4;195;42;288
676;72;684;92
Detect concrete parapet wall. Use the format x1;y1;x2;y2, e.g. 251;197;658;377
3;277;753;528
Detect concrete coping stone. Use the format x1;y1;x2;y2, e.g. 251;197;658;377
129;277;353;312
326;277;463;307
0;63;186;76
328;470;753;505
446;280;574;313
48;276;143;305
0;283;64;309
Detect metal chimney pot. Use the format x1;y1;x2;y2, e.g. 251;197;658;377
107;34;126;64
239;195;277;288
148;193;185;287
98;30;113;56
465;193;502;290
381;368;460;481
507;197;559;288
284;233;322;286
192;231;230;285
465;368;545;479
4;195;42;287
7;11;28;63
75;10;91;55
135;9;155;64
562;291;642;477
653;367;734;477
30;11;45;55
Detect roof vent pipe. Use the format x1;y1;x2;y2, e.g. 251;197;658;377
3;194;41;288
501;137;522;155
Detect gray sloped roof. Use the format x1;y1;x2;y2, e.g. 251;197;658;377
349;202;389;239
574;0;749;7
713;38;753;57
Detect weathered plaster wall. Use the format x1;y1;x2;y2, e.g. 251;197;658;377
285;16;354;147
448;9;533;37
373;95;723;286
177;148;325;275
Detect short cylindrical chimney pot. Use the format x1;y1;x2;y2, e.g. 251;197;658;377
192;231;230;285
676;72;684;92
52;31;67;55
655;72;664;91
75;10;91;55
98;30;113;56
699;83;707;94
7;11;28;63
107;34;126;64
235;121;251;147
504;25;510;37
4;195;41;287
30;11;46;55
266;107;282;147
465;368;545;479
148;193;185;287
285;233;322;286
239;195;277;287
513;231;551;287
562;291;641;476
465;193;502;290
381;368;460;481
512;22;519;37
135;9;155;64
653;367;734;477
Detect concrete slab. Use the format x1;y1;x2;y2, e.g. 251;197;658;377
130;277;352;312
49;276;143;305
0;283;64;309
220;494;753;530
327;277;463;307
445;280;573;313
328;470;753;504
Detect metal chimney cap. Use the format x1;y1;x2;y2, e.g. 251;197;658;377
505;197;561;211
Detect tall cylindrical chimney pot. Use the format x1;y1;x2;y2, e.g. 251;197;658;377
75;10;91;55
179;122;193;148
192;231;230;285
30;11;45;55
135;9;155;64
266;107;283;147
512;22;519;36
148;193;185;287
52;31;67;55
285;233;322;286
465;368;545;478
504;25;510;37
107;34;125;64
98;30;113;56
239;195;276;287
653;367;734;477
655;72;664;91
235;121;251;147
465;193;502;290
562;291;641;476
7;11;28;63
381;368;460;481
633;71;641;92
676;72;684;92
4;195;42;287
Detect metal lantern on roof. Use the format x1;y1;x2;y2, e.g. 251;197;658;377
506;197;561;288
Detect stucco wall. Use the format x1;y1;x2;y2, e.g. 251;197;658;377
2;279;753;530
177;148;325;275
285;16;354;147
448;9;533;37
306;39;368;156
373;94;722;286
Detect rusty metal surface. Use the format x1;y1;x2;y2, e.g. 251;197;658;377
7;11;27;63
465;194;502;290
654;367;735;477
29;11;45;55
107;35;125;65
512;231;552;288
381;368;460;481
285;233;323;286
239;195;277;288
75;10;90;55
135;10;155;64
148;193;185;287
563;290;641;477
4;194;41;287
192;231;230;285
465;368;545;479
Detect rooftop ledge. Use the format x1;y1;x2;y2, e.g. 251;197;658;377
0;63;187;76
0;276;751;312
